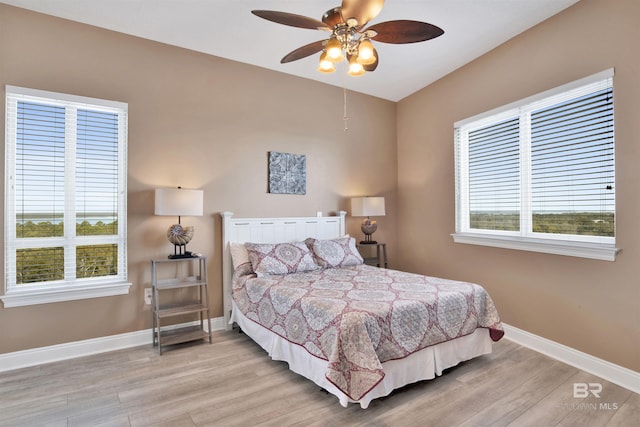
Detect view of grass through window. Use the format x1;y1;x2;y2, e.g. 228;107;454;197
470;212;614;236
16;220;118;284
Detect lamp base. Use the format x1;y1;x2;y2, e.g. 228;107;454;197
168;243;197;259
360;218;378;245
168;251;196;259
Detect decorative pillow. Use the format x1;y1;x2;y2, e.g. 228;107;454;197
229;242;252;271
244;241;320;277
305;236;364;268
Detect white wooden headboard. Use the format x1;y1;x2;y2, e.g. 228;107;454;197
220;211;346;330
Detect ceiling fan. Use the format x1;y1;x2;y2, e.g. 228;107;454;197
252;0;444;76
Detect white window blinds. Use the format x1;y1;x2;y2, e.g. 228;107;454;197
468;116;521;231
454;69;617;260
530;87;614;237
4;86;129;306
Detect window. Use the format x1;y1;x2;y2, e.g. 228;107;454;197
453;69;619;261
3;86;130;307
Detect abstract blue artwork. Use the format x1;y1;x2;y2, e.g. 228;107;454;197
268;151;306;195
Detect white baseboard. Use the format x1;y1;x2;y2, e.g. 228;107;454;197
2;318;637;396
0;316;226;373
503;323;639;394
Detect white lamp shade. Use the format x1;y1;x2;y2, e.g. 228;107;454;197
351;197;386;217
154;188;203;217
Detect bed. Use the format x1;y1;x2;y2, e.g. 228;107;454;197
221;211;504;408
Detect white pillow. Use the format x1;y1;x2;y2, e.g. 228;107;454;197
229;242;251;270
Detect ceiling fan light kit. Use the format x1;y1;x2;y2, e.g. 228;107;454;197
252;0;444;77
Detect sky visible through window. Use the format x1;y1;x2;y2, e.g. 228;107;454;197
468;88;614;216
16;101;119;226
530;88;614;215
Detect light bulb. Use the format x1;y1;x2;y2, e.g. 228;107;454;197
348;56;365;76
326;38;344;62
357;39;376;65
318;51;336;73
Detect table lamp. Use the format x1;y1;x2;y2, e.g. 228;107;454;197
351;196;385;244
154;187;203;258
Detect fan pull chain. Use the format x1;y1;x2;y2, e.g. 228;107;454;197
343;87;349;131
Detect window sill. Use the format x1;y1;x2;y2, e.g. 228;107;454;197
451;233;620;261
1;281;132;308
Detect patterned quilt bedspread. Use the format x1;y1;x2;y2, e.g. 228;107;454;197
232;263;504;401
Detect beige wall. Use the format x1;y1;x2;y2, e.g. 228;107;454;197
0;5;398;354
397;0;639;372
1;0;638;375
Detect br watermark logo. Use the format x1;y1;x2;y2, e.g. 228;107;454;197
556;382;619;411
573;382;602;398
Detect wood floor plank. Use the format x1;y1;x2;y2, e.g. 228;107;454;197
66;394;128;427
40;420;68;427
370;354;551;426
0;331;637;427
457;359;578;427
92;418;132;427
556;378;632;427
0;395;69;427
606;391;640;427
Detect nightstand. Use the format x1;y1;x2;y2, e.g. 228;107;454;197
356;242;388;268
151;256;212;354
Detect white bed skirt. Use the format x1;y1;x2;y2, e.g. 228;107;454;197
230;301;493;408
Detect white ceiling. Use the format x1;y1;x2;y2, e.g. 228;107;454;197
1;0;581;102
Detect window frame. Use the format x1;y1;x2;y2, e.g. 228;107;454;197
452;69;620;261
2;86;130;307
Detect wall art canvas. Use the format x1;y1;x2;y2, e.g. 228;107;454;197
268;151;306;195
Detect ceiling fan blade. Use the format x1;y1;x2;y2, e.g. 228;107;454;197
252;10;330;31
281;40;326;63
367;20;444;44
340;0;384;28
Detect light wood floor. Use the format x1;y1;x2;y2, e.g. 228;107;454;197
1;330;637;427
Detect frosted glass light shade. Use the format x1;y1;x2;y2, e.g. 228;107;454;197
154;188;203;217
318;51;336;73
326;38;344;62
357;39;376;65
348;56;365;76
